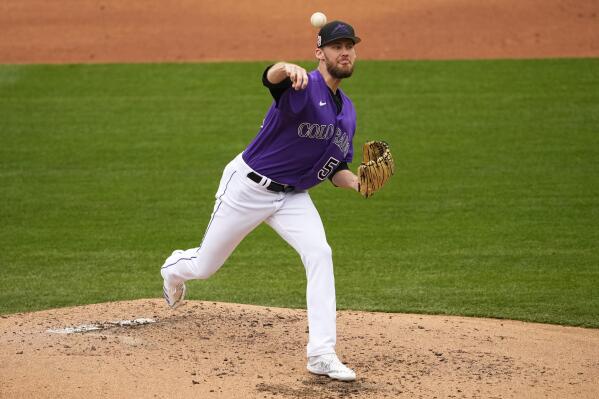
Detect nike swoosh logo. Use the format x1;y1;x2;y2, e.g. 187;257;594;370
319;101;327;106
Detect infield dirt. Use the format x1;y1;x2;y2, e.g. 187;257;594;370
1;0;598;63
1;1;598;398
1;299;598;398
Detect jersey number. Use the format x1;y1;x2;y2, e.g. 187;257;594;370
317;157;340;180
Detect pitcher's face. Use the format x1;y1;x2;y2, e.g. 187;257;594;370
318;39;356;79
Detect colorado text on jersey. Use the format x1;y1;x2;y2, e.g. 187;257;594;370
297;122;350;157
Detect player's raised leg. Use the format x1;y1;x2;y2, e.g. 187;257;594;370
161;157;276;307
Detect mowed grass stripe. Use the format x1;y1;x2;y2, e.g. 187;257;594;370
0;59;597;327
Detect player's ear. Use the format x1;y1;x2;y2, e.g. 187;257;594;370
315;47;325;61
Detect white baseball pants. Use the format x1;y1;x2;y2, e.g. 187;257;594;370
161;153;336;357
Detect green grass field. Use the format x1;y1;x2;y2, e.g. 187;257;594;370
1;59;598;327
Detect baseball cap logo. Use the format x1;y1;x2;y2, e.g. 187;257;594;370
317;35;322;47
331;23;350;35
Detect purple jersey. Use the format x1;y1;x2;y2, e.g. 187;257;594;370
242;69;356;190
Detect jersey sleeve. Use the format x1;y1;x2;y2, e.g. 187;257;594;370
262;65;310;115
262;65;292;105
277;85;311;115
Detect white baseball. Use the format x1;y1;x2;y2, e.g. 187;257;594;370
310;12;327;28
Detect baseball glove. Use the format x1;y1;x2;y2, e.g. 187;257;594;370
357;141;395;198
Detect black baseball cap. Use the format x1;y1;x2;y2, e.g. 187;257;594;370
317;20;361;48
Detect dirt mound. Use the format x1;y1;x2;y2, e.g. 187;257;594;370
1;299;597;398
1;0;598;63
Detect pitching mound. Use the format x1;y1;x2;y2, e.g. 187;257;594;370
1;300;597;398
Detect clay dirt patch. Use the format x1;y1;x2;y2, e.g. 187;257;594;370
1;0;598;63
1;299;597;398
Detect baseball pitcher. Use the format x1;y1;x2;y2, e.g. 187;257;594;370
161;20;394;382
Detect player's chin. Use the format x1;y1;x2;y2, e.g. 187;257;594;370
331;64;354;79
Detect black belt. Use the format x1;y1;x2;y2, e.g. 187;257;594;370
247;172;295;193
